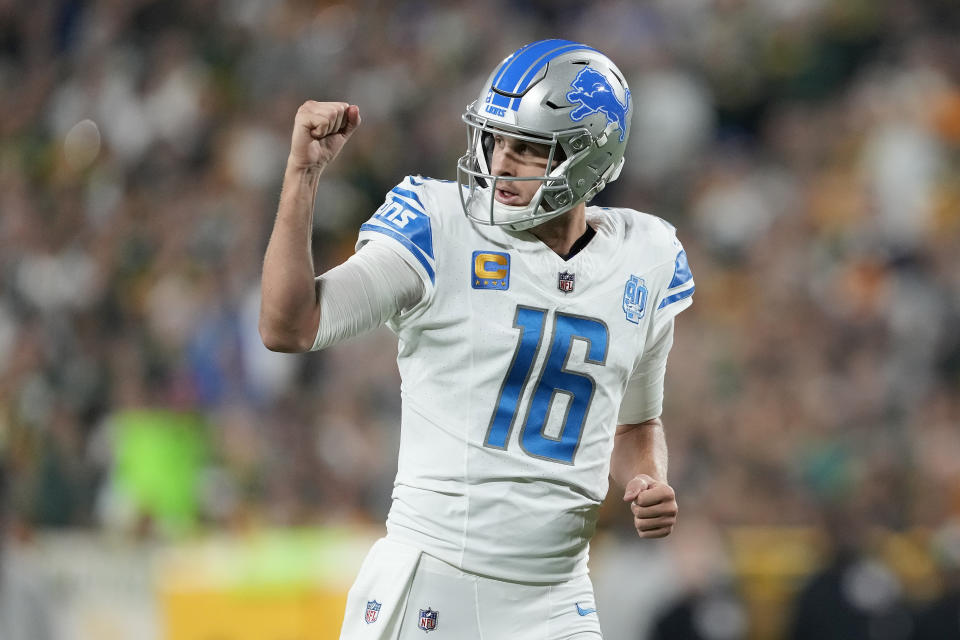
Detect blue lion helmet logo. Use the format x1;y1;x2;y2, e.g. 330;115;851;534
566;67;631;142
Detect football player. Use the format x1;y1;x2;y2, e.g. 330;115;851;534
260;39;694;639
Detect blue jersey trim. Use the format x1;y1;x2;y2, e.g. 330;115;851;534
657;285;695;310
667;250;693;289
385;196;434;258
359;223;436;284
390;186;425;209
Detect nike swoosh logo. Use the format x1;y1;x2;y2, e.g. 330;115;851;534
576;603;597;616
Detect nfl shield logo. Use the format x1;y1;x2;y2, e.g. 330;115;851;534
558;271;575;294
365;600;381;624
418;607;439;632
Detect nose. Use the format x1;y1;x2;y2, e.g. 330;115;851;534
490;146;514;177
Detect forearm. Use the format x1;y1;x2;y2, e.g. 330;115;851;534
259;164;323;352
610;417;668;489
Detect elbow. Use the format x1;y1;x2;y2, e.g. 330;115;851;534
258;323;291;352
258;319;312;353
258;296;321;353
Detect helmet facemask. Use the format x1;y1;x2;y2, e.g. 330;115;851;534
457;112;586;232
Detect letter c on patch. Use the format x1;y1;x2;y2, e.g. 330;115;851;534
475;253;507;279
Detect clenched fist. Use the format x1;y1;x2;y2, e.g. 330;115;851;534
623;474;678;539
288;101;361;173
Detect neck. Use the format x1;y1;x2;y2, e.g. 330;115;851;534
529;204;588;256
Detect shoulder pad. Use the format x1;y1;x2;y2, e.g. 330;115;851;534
359;176;436;283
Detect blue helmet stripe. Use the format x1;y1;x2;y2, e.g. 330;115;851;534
493;39;575;95
490;41;539;91
508;42;599;110
514;42;598;93
490;92;511;108
488;41;542;109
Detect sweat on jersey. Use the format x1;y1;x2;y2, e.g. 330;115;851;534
354;176;694;584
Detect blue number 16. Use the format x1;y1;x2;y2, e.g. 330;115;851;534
484;306;609;464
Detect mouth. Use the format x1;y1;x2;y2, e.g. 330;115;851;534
494;186;523;205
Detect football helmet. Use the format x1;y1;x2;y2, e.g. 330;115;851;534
457;39;632;231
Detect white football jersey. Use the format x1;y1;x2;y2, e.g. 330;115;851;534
356;176;694;583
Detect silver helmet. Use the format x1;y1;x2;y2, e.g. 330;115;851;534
457;40;632;231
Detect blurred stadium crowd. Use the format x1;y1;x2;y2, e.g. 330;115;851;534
1;0;960;638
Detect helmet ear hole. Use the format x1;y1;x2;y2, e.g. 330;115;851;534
482;132;495;163
474;131;495;188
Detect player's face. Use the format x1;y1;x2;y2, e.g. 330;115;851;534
489;133;553;207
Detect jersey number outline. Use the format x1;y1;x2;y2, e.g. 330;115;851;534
484;306;609;465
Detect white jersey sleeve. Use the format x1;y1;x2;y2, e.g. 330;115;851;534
616;318;674;424
310;241;424;351
616;233;694;424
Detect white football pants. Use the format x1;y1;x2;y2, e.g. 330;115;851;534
339;537;603;640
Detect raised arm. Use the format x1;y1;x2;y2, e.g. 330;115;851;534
259;101;361;352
